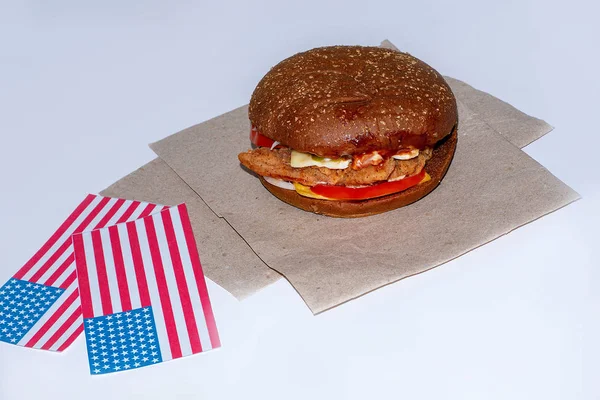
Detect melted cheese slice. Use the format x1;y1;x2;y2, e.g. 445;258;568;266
293;182;333;199
290;150;350;169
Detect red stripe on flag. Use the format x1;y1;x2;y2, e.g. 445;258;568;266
57;323;84;352
161;206;171;211
109;225;132;312
126;222;152;308
93;198;126;229
144;215;183;359
43;253;74;286
24;290;79;348
162;209;202;353
58;270;77;290
116;201;141;224
178;204;220;348
73;233;94;319
14;194;96;279
91;230;113;315
139;203;158;218
40;307;82;350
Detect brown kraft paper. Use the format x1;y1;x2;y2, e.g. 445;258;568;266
149;99;579;313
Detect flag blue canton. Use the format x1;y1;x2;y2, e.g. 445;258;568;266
84;306;163;374
0;278;64;344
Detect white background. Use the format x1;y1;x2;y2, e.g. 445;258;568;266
1;1;598;399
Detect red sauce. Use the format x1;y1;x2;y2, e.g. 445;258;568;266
352;152;385;170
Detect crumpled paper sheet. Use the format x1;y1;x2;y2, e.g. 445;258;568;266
148;96;579;314
104;40;578;311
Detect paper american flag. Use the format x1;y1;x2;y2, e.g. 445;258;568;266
73;203;220;374
0;194;165;351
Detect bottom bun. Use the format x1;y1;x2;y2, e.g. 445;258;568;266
260;127;457;218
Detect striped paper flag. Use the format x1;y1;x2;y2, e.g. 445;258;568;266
73;203;220;374
0;194;165;351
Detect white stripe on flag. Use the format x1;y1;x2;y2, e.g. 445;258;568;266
118;223;142;310
169;207;213;351
17;284;79;348
20;195;104;281
99;227;122;314
152;211;192;356
82;231;103;318
134;218;173;361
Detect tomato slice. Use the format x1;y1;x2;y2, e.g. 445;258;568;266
250;128;278;148
309;170;429;200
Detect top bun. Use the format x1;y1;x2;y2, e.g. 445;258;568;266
249;46;458;157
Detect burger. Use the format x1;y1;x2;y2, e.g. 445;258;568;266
238;46;458;218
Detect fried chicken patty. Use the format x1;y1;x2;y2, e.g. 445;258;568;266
238;147;432;187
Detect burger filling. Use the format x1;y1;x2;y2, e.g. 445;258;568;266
238;129;432;201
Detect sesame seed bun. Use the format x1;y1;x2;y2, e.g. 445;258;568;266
249;46;458;158
259;126;457;218
246;45;458;217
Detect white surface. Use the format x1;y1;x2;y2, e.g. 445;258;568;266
0;1;598;399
